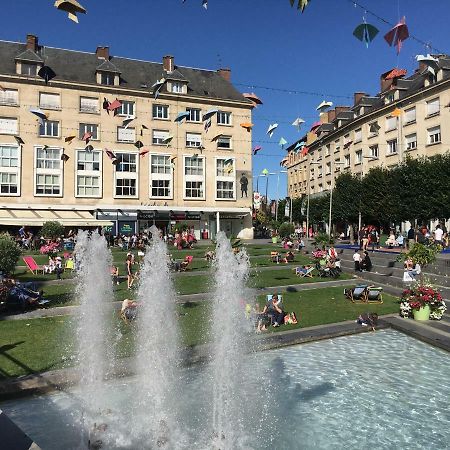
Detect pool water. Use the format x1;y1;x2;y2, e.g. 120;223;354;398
2;329;450;449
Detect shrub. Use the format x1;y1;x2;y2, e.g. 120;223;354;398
398;242;441;268
314;231;334;248
41;221;64;240
278;222;294;238
0;234;21;275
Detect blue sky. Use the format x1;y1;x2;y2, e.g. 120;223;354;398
1;0;449;199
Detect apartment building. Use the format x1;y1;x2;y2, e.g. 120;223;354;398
286;57;450;199
0;34;254;238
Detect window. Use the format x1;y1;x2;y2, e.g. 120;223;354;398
100;72;114;86
343;134;350;145
217;111;231;125
217;135;231;149
387;138;397;155
426;98;440;117
216;158;235;199
34;147;62;196
117;100;135;117
80;96;99;113
368;121;379;136
0;89;18;106
117;126;135;143
79;123;99;140
354;128;362;143
369;145;379;158
39;93;60;110
318;165;323;177
184;156;205;199
310;168;314;180
152;104;169;119
386;116;397;132
171;82;184;93
187;108;201;122
76;150;101;197
405;134;417;151
344;154;350;168
404;107;416;124
21;63;38;76
355;150;362;164
384;92;394;104
186;132;202;148
335;158;341;172
115;153;138;197
334;139;340;152
152;129;169;145
325;144;330;156
0;117;18;135
427;126;441;144
326;162;331;174
150;154;172;198
0;145;20;195
318;183;323;192
39;120;59;137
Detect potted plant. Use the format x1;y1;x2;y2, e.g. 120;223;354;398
399;281;446;321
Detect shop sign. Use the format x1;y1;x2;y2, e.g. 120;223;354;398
119;221;135;235
137;211;156;220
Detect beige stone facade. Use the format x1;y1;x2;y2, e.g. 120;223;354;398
286;60;450;200
0;35;254;238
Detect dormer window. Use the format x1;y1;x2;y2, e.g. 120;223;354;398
101;73;114;86
96;58;121;86
171;82;185;94
21;63;38;76
384;92;395;104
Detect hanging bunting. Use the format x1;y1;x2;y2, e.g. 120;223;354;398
279;137;288;148
266;123;278;138
54;0;87;23
253;146;262;155
353;22;379;47
384;16;409;54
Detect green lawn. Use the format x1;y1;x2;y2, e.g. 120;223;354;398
0;287;399;379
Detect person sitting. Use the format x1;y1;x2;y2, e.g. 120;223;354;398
360;251;372;272
110;265;120;285
396;233;405;249
205;251;215;262
407;260;421;279
44;256;56;274
385;231;396;248
282;251;295;263
353;250;362;272
296;239;305;253
270;251;281;264
262;294;285;327
283;238;293;249
3;278;44;311
55;256;63;280
121;298;139;322
356;313;378;331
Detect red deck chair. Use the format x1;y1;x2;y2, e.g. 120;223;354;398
22;256;44;275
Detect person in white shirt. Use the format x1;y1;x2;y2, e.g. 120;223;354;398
353;250;362;272
434;225;444;245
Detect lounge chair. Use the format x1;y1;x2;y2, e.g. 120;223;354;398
366;286;383;304
270;252;280;263
344;285;368;303
295;266;314;278
22;256;44;275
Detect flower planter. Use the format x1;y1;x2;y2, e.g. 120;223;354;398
413;304;431;321
272;237;278;244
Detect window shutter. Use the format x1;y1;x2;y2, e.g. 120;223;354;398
0;118;18;135
40;93;60;109
118;127;135;142
426;98;439;116
0;89;18;105
404;107;416;123
80;97;98;113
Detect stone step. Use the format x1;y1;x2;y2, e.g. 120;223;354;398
425;320;450;334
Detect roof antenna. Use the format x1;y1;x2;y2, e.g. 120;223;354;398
217;53;222;68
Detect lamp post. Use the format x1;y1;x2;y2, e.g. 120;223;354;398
275;170;287;222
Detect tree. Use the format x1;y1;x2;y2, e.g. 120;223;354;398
333;173;361;223
309;193;330;225
278;222;294;238
41;221;64;240
0;234;21;275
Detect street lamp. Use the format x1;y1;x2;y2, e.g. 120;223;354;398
275;170;287;222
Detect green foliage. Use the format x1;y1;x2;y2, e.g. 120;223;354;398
314;231;333;248
333;173;361;222
0;234;21;275
41;221;64;240
398;242;442;268
309;193;329;223
172;222;189;233
278;222;295;238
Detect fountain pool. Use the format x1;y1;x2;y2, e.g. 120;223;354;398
2;329;450;449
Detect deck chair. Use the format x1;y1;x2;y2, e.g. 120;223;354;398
295;266;314;278
366;286;383;304
344;285;368;303
270;252;280;263
180;255;193;271
22;256;44;275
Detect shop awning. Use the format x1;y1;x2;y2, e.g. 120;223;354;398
0;209;113;227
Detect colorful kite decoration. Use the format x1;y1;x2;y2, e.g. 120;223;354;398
65;135;76;144
140;124;148;136
202;0;208;9
316;101;333;112
61;153;70;162
280;157;288;167
261;168;269;176
353;22;379;47
292;117;305;129
122;116;135;128
385;68;407;79
102;98;111;114
108;99;122;113
38;66;56;85
203;108;218;121
82;132;92;144
134;140;144;149
151;78;166;99
240;122;254;132
14;136;25;146
384;16;409;54
105;149;118;165
139;149;150;157
300;146;309;157
29;107;48;125
163;135;174;146
211;134;223;142
391;108;403;117
267;123;278;138
174;111;190;123
279;137;288;148
54;0;86;23
289;0;310;13
242;92;263;106
204;118;212;133
253;146;262;155
369;122;380;133
85;145;94;152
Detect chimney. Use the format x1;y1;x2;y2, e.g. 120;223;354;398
334;106;350;116
327;109;337;122
217;68;231;82
26;34;38;52
353;92;366;106
319;111;329;124
163;55;174;72
380;72;394;93
96;46;109;60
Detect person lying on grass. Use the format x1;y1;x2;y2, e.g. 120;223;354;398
1;278;45;311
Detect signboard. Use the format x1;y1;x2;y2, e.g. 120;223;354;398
270;200;276;216
253;192;262;210
169;212;202;221
285;198;290;218
118;221;135;235
137;211;156;220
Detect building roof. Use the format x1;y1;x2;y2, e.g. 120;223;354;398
0;40;251;103
96;59;121;73
14;48;43;62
